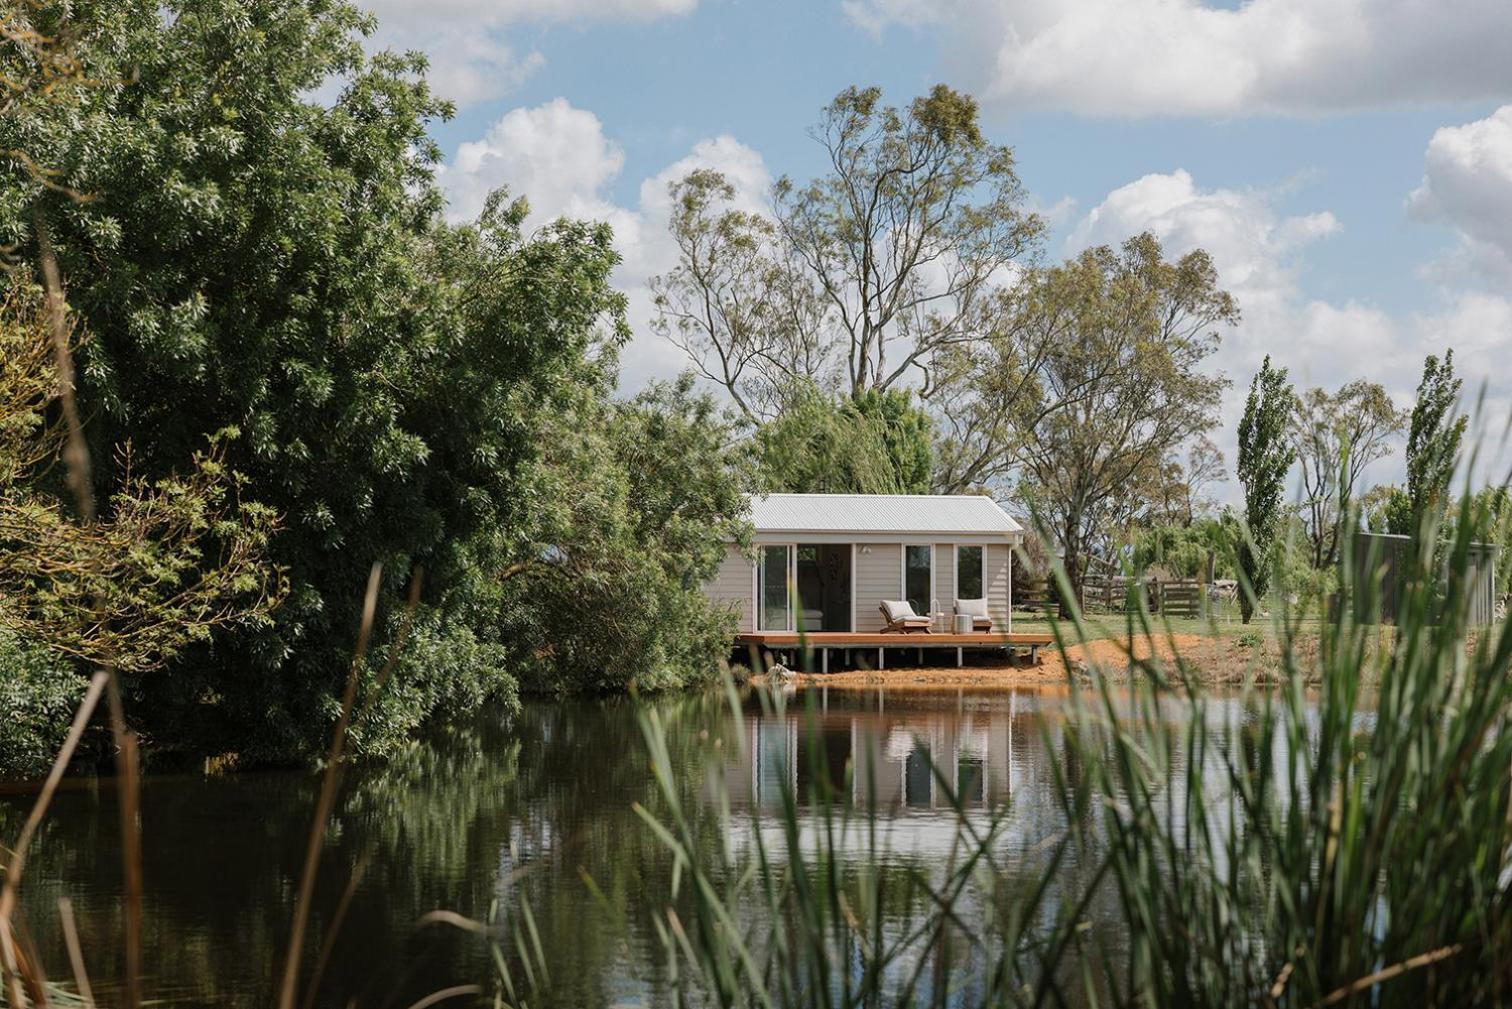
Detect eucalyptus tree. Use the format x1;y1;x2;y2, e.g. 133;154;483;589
1014;234;1234;613
1236;356;1297;623
651;170;828;421
1290;381;1407;569
653;84;1044;417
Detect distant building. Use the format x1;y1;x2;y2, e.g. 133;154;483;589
704;493;1025;634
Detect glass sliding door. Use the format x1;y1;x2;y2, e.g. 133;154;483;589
759;544;792;631
957;545;984;599
904;544;932;614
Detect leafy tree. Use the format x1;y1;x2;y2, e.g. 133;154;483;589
650;169;825;421
1014;234;1234;614
1387;351;1466;535
1290;381;1406;569
1131;511;1241;581
928;285;1071;493
0;0;629;761
654;85;1043;414
0;287;284;673
0;629;87;779
496;374;751;694
1236;356;1296;623
850;388;933;492
752;382;933;494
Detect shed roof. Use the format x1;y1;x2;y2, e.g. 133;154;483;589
749;493;1023;538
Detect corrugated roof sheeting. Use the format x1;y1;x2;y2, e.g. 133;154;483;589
749;493;1023;535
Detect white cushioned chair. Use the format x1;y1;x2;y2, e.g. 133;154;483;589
954;598;992;632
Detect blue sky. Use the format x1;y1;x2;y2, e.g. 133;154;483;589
364;0;1512;488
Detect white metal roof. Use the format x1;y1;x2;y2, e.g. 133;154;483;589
748;493;1023;539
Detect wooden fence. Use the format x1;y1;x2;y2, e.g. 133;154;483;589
1081;576;1206;617
1014;578;1059;613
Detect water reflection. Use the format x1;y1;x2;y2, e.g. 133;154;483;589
0;685;1251;1008
731;688;1043;812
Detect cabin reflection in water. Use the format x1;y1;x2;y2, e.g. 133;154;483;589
720;688;1061;811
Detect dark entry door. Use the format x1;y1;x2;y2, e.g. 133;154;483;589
794;544;852;632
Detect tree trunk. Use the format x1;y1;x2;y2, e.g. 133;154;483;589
1059;519;1083;620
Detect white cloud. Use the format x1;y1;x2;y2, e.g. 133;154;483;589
1408;105;1512;286
440;98;629;225
1065;165;1512;494
1067;170;1340;371
439;100;772;390
357;0;697;107
844;0;1512;117
1067;169;1419;494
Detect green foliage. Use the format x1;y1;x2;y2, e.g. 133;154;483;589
0;0;633;761
348;611;519;761
498;375;750;695
1236;355;1296;622
753;381;933;494
1130;512;1239;579
1;288;285;675
0;630;85;780
1234;629;1263;648
1015;233;1234;612
1390;350;1466;535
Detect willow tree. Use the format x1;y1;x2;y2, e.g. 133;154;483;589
653;84;1043;418
1014;234;1235;613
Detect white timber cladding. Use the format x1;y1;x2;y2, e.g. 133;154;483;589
707;544;755;633
986;543;1012;627
703;494;1026;635
854;544;902;632
935;545;955;614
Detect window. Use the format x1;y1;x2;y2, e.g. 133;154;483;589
957;545;984;600
904;544;932;613
759;545;791;630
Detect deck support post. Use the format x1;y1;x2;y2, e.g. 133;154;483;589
957;646;962;668
879;647;885;670
917;646;922;665
822;648;829;674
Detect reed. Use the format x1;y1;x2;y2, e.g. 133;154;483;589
632;491;1512;1007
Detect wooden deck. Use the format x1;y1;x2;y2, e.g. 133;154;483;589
733;630;1055;671
736;631;1053;647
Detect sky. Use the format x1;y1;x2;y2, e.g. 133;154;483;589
360;0;1512;494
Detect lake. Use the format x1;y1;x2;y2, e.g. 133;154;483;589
3;684;1261;1008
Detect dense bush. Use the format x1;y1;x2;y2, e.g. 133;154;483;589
0;632;85;780
1;0;686;763
500;375;750;695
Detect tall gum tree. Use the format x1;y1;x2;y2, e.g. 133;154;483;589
653;84;1044;419
1290;381;1407;569
1013;234;1235;614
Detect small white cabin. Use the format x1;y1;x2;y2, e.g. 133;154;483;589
705;493;1025;635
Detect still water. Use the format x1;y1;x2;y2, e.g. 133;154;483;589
3;685;1230;1008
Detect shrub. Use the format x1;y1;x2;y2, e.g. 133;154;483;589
0;631;86;779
